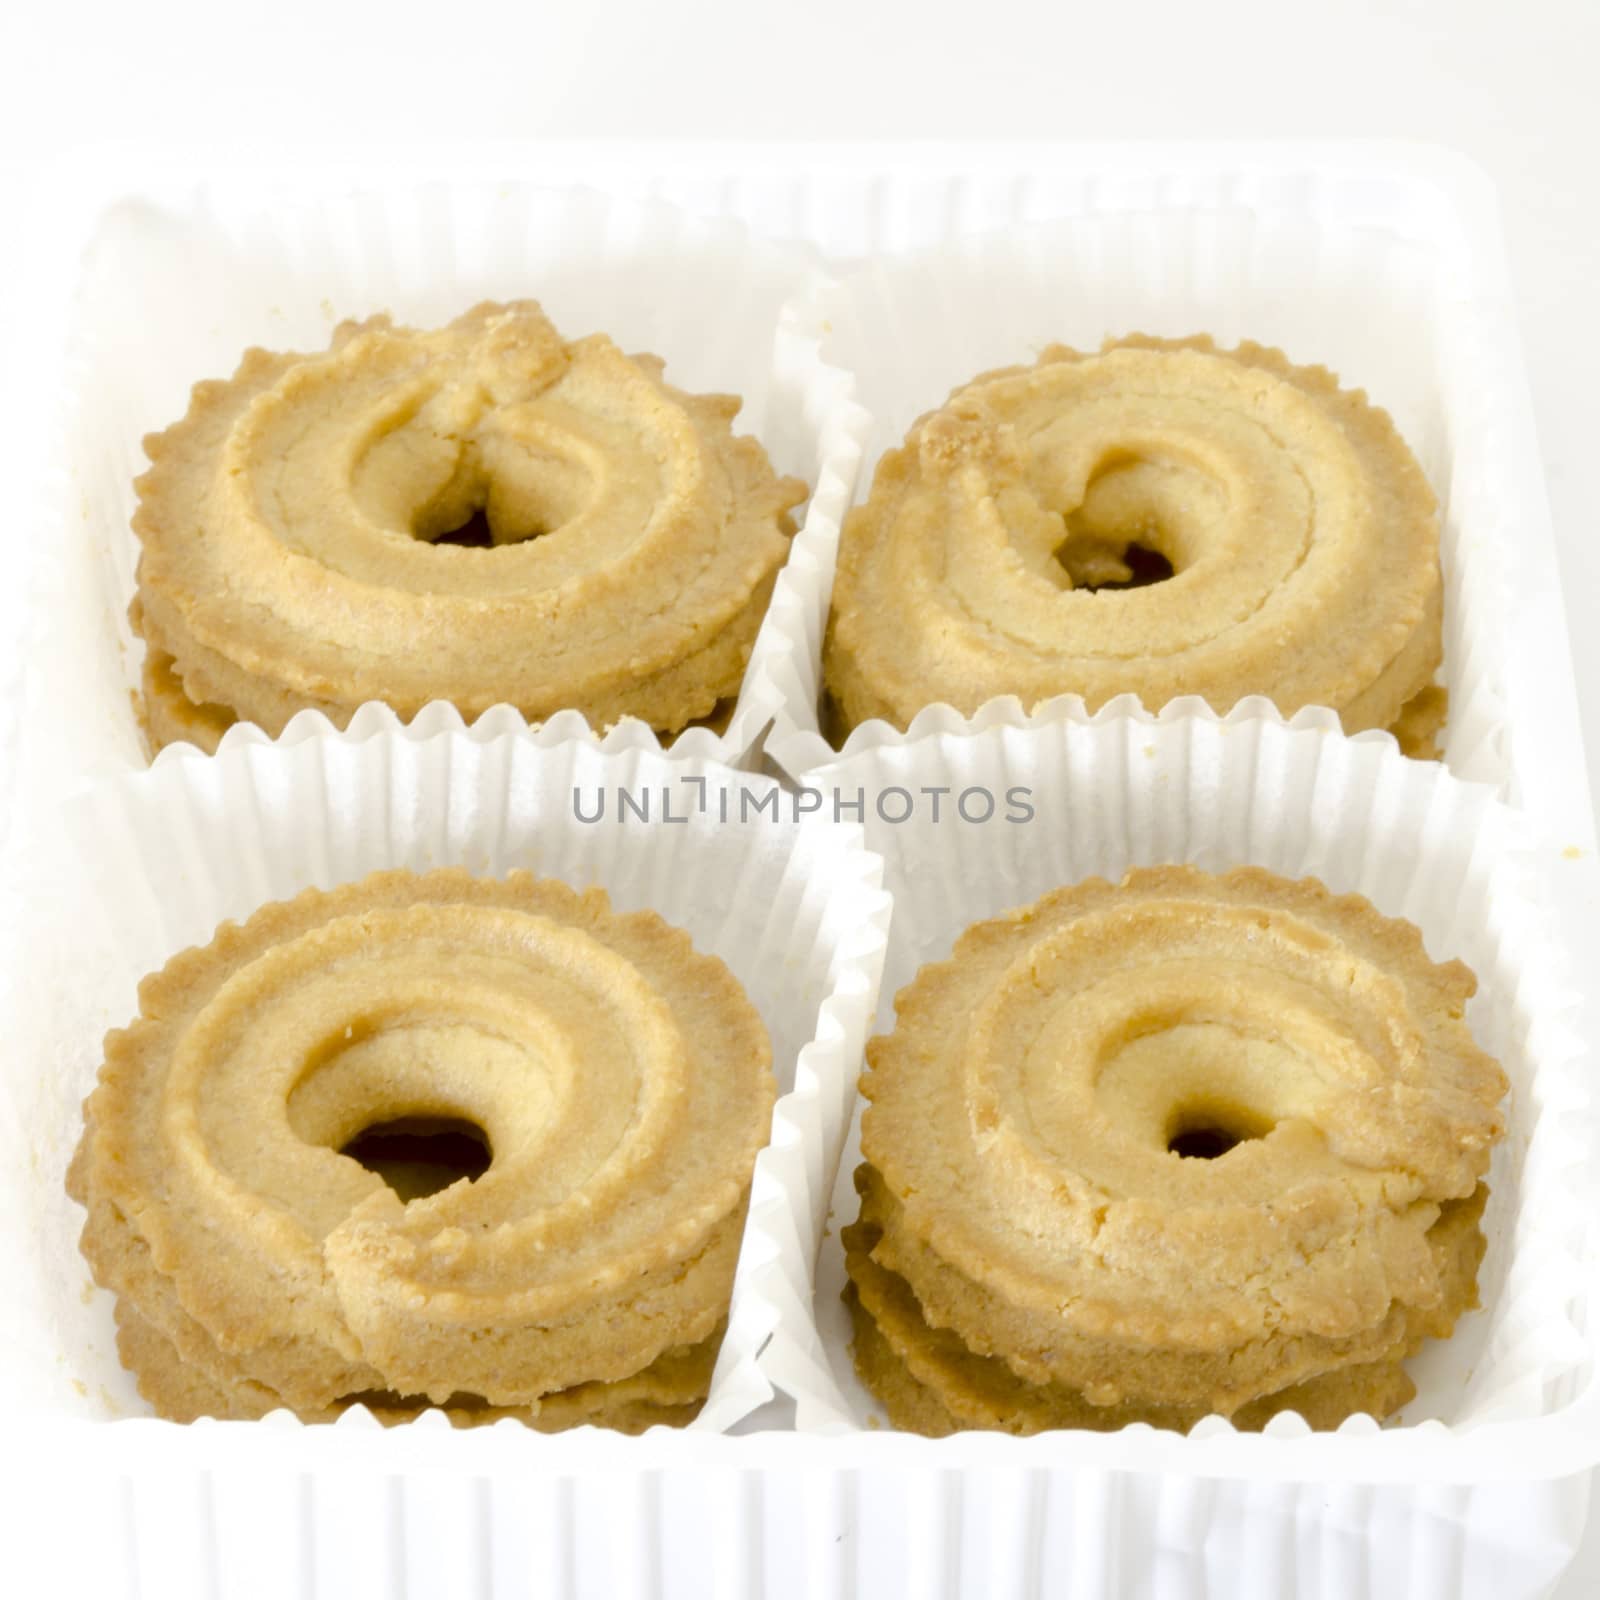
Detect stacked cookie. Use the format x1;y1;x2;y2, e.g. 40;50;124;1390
69;869;775;1430
826;336;1446;756
132;301;807;753
845;867;1507;1435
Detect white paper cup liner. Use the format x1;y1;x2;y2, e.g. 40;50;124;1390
761;703;1593;1461
734;305;874;768
0;708;891;1437
22;179;854;805
763;202;1514;787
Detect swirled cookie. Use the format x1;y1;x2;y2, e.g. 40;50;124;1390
132;302;806;753
68;869;774;1426
825;337;1445;755
845;866;1506;1433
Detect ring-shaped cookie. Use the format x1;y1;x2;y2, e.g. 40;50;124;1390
851;866;1506;1426
133;302;807;751
826;337;1444;754
69;869;774;1421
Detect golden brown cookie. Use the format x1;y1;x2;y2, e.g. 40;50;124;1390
113;1299;719;1431
133;302;806;752
1390;683;1450;761
845;866;1505;1434
844;1187;1484;1435
826;336;1444;748
138;646;237;755
844;1283;1419;1439
70;868;774;1425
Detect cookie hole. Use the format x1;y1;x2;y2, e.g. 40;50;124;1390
341;1116;492;1201
1167;1124;1244;1160
408;446;594;550
1166;1106;1275;1161
1051;446;1187;590
428;508;496;548
1053;533;1175;591
423;505;550;549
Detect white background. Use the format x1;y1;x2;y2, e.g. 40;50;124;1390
0;0;1596;1592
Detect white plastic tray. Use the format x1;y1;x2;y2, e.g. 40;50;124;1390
3;141;1597;1600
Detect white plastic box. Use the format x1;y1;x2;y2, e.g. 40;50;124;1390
2;142;1596;1599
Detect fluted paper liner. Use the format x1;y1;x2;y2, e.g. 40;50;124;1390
0;708;890;1432
759;201;1514;786
23;180;852;805
760;703;1592;1447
